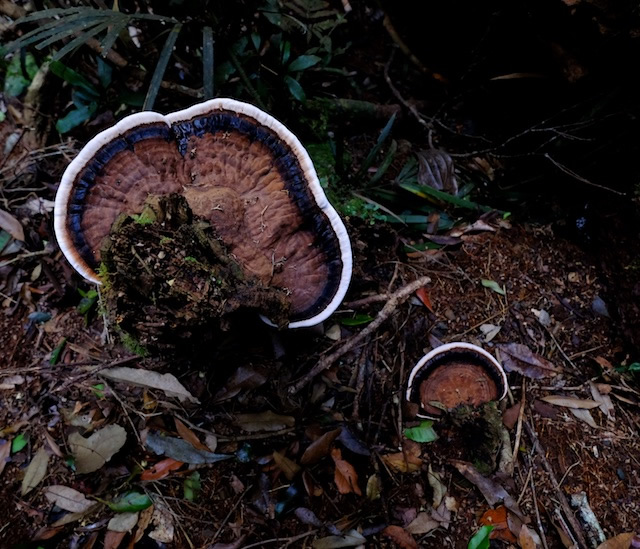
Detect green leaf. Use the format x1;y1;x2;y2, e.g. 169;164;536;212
92;383;105;399
468;525;494;549
398;182;493;213
183;471;201;502
50;338;67;365
11;433;28;453
143;23;182;111
0;230;11;253
339;314;373;326
481;279;506;296
77;288;98;314
49;61;99;97
357;113;396;179
97;57;112;89
3;53;39;97
56;102;98;134
105;491;153;512
288;54;321;72
284;75;305;102
404;420;438;443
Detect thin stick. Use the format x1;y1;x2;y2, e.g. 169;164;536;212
288;276;431;393
530;464;550;549
241;530;318;549
525;421;588;548
511;378;526;465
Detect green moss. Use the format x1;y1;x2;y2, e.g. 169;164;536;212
119;330;149;357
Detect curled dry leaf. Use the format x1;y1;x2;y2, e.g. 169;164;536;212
382;525;418;549
479;506;517;543
428;465;446;508
68;424;127;474
148;502;175;543
100;367;198;403
21;446;49;495
0;439;11;476
497;343;561;379
519;524;542;549
381;443;422;474
235;410;295;433
301;428;342;465
174;418;211;451
366;474;381;501
331;448;362;496
406;512;440;535
44;485;95;513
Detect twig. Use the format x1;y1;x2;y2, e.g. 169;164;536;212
343;294;390;308
240;530;318;549
530;463;550;549
288;276;431;393
512;378;526;466
210;485;251;543
544;153;626;196
524;421;588;548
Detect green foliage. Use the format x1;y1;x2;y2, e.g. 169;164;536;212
3;52;39;96
104;491;153;512
183;471;201;501
77;287;99;325
468;525;494;549
120;331;149;358
404;421;438;443
50;338;67;365
11;433;28;453
339;314;373;326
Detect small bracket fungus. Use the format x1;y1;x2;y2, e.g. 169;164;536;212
406;342;508;418
54;98;352;328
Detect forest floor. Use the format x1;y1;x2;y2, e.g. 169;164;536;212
2;2;640;549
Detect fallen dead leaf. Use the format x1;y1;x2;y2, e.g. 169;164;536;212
541;396;600;409
140;458;184;481
312;530;367;548
596;533;636;549
381;444;422;473
451;461;524;519
148;502;175;543
502;401;522;430
415;287;434;312
21;446;49;495
497;343;561;379
428;465;446;508
273;451;301;481
107;511;139;532
589;382;615;420
569;408;597;428
382;525;418;549
301;428;342;465
519;524;542;548
235;410;295;432
406;512;439;535
174;418;211;451
103;530;126;549
44;485;95;513
212;365;267;402
0;207;25;241
331;448;362;495
100;367;198;403
145;432;230;464
479;506;517;543
68;424;127;474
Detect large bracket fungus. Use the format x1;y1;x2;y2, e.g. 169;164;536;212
406;342;508;419
54;98;352;328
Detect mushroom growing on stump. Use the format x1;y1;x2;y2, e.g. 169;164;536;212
406;342;508;419
54;98;352;328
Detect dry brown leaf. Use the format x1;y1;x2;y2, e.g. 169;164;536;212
21;446;49;495
69;424;127;474
44;431;64;458
235;410;295;433
541;396;600;409
428;465;446;508
174;418;210;451
569;408;597;428
148;502;175;543
0;208;25;241
101;367;198;403
479;506;517;543
497;343;561;378
103;530;126;549
312;529;366;548
301;428;342;465
140;458;184;481
519;524;542;548
451;461;524;519
382;525;418;549
273;451;301;481
503;401;522;430
406;512;439;535
596;533;635;549
107;511;139;532
381;444;422;474
134;505;155;543
44;485;95;513
589;382;615;420
331;448;362;495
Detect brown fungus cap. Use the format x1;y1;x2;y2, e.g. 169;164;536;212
406;342;508;418
54;99;352;328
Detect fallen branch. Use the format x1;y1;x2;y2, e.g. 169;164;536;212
288;275;431;394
